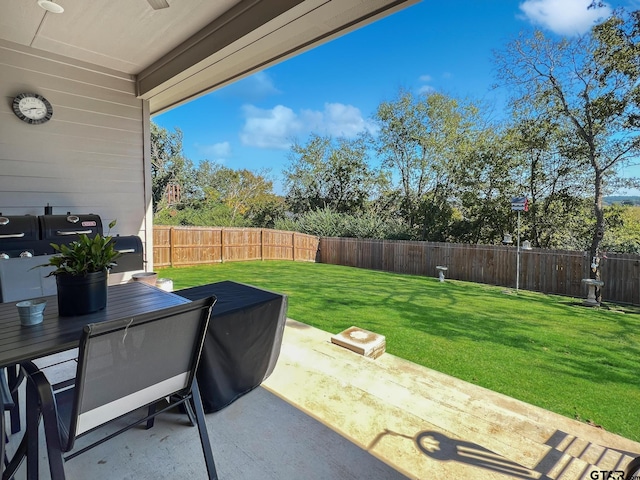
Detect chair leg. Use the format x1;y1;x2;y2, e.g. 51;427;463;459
25;374;40;480
6;367;21;435
1;387;5;480
146;402;158;430
25;370;66;480
3;425;14;480
191;379;218;480
2;432;26;480
184;398;197;427
147;396;196;429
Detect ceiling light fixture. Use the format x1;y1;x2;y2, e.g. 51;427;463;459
37;0;64;14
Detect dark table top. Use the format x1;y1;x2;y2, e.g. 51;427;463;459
0;282;190;368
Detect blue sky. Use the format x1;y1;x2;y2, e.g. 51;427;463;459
153;0;638;194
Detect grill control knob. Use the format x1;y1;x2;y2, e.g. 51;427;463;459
19;251;33;258
0;217;8;226
0;253;9;260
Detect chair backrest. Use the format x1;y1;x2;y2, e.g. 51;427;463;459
67;296;215;440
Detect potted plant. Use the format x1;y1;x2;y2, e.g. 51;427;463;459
44;220;120;316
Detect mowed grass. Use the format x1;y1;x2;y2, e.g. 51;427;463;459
157;261;640;441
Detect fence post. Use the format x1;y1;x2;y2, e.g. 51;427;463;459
292;232;296;262
260;229;264;261
169;227;175;267
221;228;225;263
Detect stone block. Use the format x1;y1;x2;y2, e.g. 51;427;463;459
331;326;386;359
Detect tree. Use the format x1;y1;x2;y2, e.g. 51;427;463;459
373;90;485;240
284;134;377;215
151;122;282;227
507;113;591;249
602;204;640;253
495;12;640;290
150;123;196;211
373;90;436;230
195;161;283;227
153;198;239;227
453;126;522;244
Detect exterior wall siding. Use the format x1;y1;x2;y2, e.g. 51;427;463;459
0;40;151;279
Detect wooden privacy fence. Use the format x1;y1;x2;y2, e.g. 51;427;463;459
152;228;640;305
153;226;319;267
319;237;640;305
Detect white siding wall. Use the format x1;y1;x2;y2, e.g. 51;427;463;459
0;40;153;279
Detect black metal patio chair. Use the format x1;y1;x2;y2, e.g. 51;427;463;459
20;296;218;480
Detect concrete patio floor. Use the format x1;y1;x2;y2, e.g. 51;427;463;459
6;318;640;479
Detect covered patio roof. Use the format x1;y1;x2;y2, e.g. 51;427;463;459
1;0;420;114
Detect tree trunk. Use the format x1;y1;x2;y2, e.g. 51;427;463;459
590;168;605;302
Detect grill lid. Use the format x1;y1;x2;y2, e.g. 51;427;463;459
0;215;39;242
39;214;103;242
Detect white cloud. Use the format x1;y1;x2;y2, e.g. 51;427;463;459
217;71;281;100
240;103;377;150
313;103;378;138
418;73;437;95
418;85;436;95
519;0;612;36
195;141;231;159
240;105;301;149
245;71;281;96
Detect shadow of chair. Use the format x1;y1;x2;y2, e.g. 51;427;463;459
19;296;218;480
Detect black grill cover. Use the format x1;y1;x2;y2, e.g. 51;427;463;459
39;214;103;242
175;281;287;413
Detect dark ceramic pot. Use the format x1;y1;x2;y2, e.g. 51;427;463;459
56;270;107;316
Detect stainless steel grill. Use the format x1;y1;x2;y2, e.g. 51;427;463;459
39;214;103;244
0;212;144;303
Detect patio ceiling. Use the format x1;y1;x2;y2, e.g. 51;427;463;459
1;0;419;114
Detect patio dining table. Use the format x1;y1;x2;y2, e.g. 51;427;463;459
0;280;287;480
0;281;191;480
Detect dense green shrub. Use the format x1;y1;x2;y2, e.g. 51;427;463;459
274;207;413;239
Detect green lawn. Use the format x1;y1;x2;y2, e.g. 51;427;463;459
158;261;640;442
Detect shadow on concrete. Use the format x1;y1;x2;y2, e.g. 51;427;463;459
367;427;640;480
368;427;543;478
413;431;546;480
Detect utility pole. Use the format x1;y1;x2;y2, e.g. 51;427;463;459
516;209;521;292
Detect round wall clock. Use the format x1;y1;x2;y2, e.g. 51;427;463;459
12;93;53;125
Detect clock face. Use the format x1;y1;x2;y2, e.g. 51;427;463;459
12;93;53;125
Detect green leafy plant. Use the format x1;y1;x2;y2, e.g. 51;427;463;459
43;220;121;276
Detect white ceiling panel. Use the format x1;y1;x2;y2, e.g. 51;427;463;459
1;0;421;113
23;0;240;74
